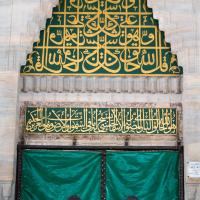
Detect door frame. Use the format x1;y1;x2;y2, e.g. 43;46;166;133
15;144;184;200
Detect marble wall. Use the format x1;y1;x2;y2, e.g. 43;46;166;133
0;1;58;199
148;1;200;199
0;0;200;199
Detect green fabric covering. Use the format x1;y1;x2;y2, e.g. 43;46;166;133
21;150;180;200
106;151;179;200
21;150;101;200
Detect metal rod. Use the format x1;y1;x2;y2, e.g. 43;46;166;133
101;150;106;200
15;144;23;200
17;144;180;151
179;146;185;200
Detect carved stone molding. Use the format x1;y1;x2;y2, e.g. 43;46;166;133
0;181;13;200
21;76;182;94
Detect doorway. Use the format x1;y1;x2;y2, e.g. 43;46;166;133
15;145;184;200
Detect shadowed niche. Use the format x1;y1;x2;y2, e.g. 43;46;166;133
68;195;80;200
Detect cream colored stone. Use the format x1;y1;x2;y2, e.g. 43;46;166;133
0;0;200;199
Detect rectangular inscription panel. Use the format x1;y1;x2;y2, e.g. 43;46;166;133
25;107;177;134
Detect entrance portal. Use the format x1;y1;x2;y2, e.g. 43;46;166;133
16;146;183;200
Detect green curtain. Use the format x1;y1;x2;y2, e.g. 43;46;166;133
21;150;101;200
21;150;180;200
106;151;179;200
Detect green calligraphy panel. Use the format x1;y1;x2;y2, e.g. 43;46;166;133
25;107;177;134
20;0;183;76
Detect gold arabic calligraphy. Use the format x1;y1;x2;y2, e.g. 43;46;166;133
21;0;182;75
25;107;177;134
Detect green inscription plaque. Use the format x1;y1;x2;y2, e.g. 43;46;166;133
25;107;177;134
21;0;183;76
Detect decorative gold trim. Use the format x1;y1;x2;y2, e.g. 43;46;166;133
21;73;181;77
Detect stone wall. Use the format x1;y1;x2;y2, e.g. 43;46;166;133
148;1;200;199
0;1;58;199
0;0;200;199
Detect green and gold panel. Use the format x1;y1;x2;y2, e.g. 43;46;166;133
21;0;183;76
25;107;177;134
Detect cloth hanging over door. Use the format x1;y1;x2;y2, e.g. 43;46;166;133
20;150;180;200
21;150;102;200
106;151;179;200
